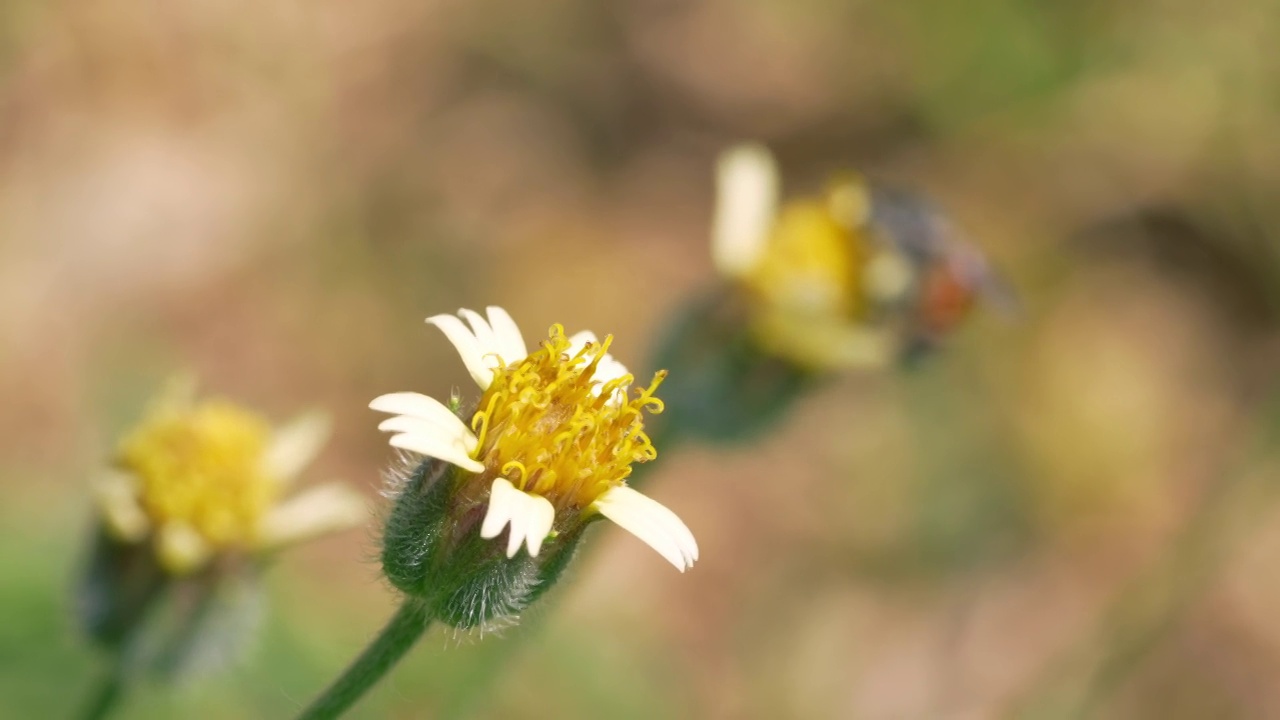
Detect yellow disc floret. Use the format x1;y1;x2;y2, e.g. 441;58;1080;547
740;178;905;370
470;325;665;510
116;400;279;554
744;195;872;323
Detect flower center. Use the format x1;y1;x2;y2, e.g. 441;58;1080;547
117;400;279;549
469;325;665;510
745;195;871;321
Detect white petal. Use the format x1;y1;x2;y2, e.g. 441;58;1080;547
95;470;150;542
606;486;698;565
258;483;366;550
594;365;631;406
372;392;478;448
595;500;687;571
486;306;528;362
388;432;484;473
828;327;894;369
426;313;495;389
262;411;332;486
504;499;528;558
370;392;470;432
482;478;529;558
568;329;631;401
592;486;698;571
153;374;199;413
458;308;502;361
378;415;478;453
712;143;778;277
863;251;915;302
479;479;556;558
522;494;556;557
480;478;519;540
372;396;479;455
567;330;599;352
592;354;630;386
156;522;214;575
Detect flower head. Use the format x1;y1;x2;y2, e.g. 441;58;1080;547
372;307;697;577
95;383;366;575
711;143;1004;370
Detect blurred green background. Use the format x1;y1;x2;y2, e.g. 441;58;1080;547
4;0;1280;717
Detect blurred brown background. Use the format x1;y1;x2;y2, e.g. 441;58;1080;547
3;0;1280;717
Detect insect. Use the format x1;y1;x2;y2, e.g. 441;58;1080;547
861;185;1018;356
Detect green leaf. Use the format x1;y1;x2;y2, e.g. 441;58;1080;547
648;288;814;446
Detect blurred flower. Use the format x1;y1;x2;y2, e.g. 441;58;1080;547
372;307;696;628
712;143;1009;370
94;382;366;575
646;143;1011;446
76;383;366;708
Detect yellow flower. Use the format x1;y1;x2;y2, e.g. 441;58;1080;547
711;144;919;370
370;307;697;571
95;385;366;575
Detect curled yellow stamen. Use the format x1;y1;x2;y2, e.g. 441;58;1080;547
464;325;665;510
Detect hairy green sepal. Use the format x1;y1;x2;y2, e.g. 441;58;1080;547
381;458;590;629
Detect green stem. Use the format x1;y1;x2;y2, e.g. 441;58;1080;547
296;599;433;720
78;664;125;720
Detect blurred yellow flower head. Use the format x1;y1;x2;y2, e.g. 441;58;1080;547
712;143;987;370
371;306;697;571
713;144;910;370
96;384;366;575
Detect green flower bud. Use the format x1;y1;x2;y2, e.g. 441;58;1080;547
380;456;590;628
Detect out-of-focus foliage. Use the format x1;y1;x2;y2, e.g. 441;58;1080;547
648;288;813;446
4;0;1280;716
